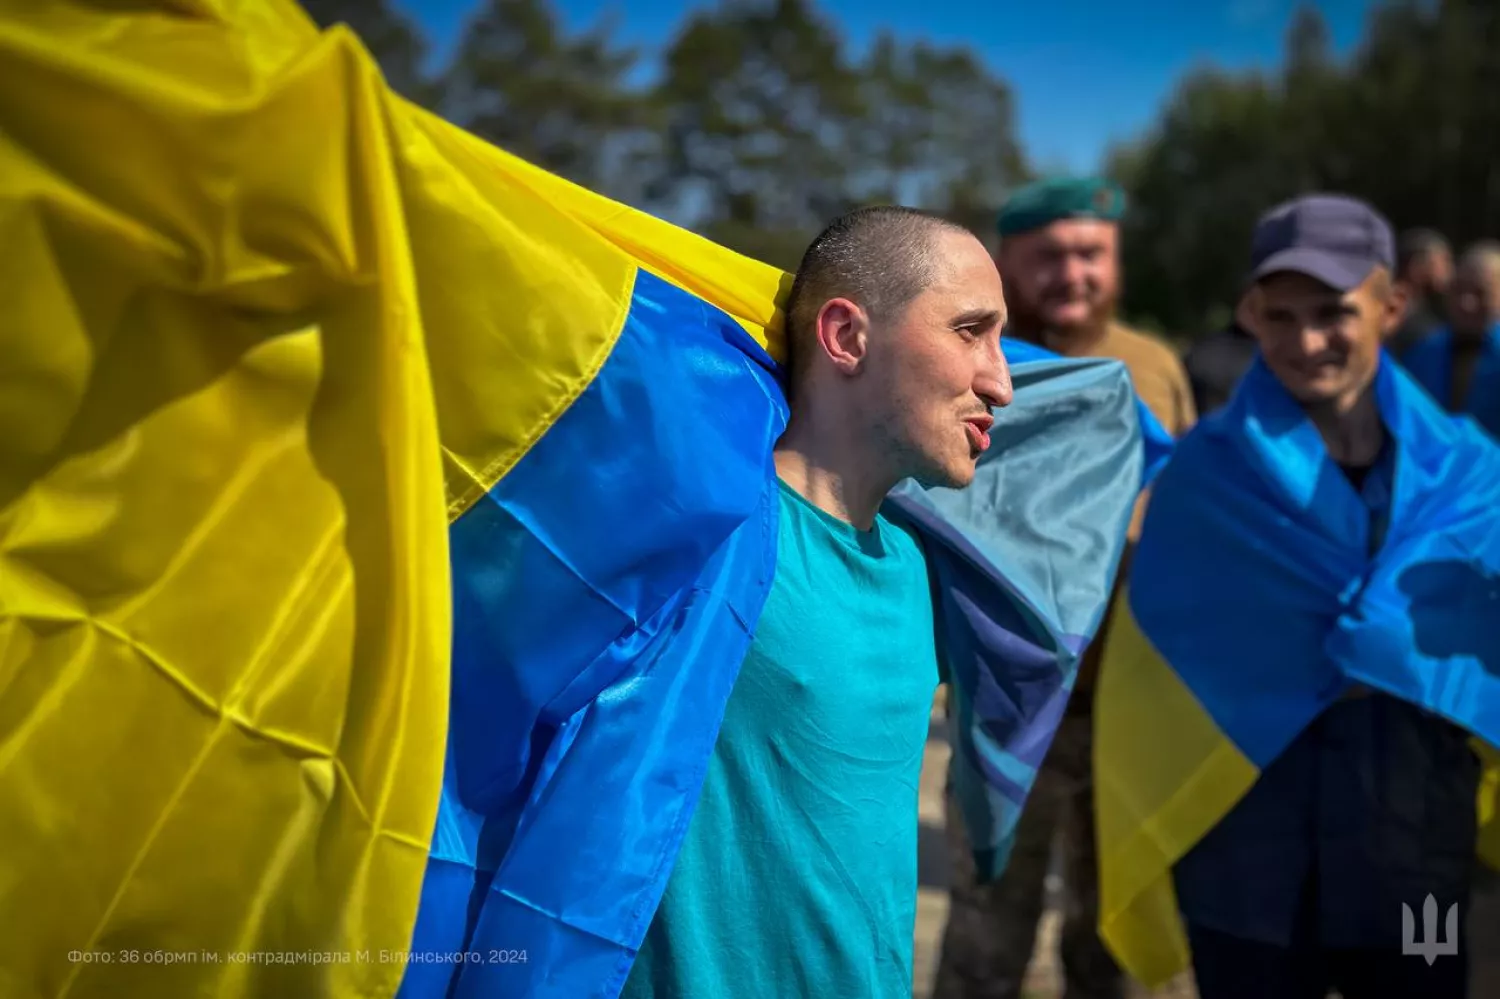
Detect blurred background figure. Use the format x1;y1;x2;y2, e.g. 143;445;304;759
1184;290;1259;416
993;177;1196;434
1401;241;1500;437
1103;194;1489;999
1388;228;1454;355
933;177;1194;999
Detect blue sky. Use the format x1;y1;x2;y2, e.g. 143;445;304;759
397;0;1376;173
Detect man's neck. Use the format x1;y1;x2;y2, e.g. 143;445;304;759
1307;382;1385;468
773;420;894;532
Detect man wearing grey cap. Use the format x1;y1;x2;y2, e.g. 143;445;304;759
1146;194;1485;998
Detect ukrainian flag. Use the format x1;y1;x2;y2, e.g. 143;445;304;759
408;340;1173;999
1;2;1168;997
1096;356;1500;987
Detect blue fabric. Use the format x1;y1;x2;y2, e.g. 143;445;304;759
1175;692;1481;949
1130;355;1500;773
1149;356;1500;949
1400;324;1500;438
401;312;1173;998
891;344;1168;877
399;269;789;999
620;480;938;999
1172;443;1435;946
1001;338;1176;487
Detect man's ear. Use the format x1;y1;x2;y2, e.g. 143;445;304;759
814;297;871;376
1381;281;1411;340
1238;284;1265;340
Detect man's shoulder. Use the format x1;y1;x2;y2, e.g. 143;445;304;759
876;506;931;565
1101;323;1191;388
1106;322;1186;367
1102;322;1195;429
1399;326;1450;362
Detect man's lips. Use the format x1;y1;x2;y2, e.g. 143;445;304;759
963;414;994;453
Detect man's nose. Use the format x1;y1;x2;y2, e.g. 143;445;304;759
976;350;1014;409
1296;326;1332;355
1058;254;1090;287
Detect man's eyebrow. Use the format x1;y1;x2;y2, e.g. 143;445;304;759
950;308;1004;329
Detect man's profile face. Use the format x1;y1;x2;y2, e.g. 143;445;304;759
1448;257;1500;339
1248;270;1394;407
997;219;1119;333
864;229;1013;489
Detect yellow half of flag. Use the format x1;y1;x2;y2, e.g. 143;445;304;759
0;2;788;995
1098;597;1500;989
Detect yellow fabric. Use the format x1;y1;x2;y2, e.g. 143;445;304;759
1476;742;1500;870
392;105;789;512
415;110;790;369
1097;592;1500;987
1093;592;1259;988
0;2;790;996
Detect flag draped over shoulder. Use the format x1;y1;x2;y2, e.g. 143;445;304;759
1401;324;1500;439
1096;357;1500;988
412;335;1172;999
1;3;1169;998
892;340;1174;880
1;2;784;996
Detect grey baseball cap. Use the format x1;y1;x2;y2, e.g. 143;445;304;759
1249;194;1395;291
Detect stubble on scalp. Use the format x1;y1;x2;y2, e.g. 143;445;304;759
782;206;970;389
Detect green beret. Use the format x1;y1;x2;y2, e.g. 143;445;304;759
996;177;1126;236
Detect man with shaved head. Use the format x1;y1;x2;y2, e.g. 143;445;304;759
1402;240;1500;438
623;206;1013;999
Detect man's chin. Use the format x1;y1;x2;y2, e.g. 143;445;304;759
1283;376;1347;406
912;459;976;492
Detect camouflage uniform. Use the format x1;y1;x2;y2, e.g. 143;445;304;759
931;713;1123;999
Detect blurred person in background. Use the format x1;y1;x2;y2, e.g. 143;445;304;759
1401;240;1500;438
1388;228;1453;356
933;177;1194;999
1185;289;1259;416
1159;195;1481;999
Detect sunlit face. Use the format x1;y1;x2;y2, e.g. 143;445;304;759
1448;257;1500;339
863;229;1014;489
1248;269;1398;408
998;219;1120;333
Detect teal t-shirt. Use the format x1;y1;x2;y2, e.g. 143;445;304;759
621;479;939;998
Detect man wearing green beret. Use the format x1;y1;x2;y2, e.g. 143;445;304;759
934;177;1195;999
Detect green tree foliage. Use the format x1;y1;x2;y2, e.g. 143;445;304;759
650;0;867;265
1114;0;1500;337
856;35;1031;239
305;0;1029;266
440;0;654;198
299;0;437;105
653;0;1031;268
